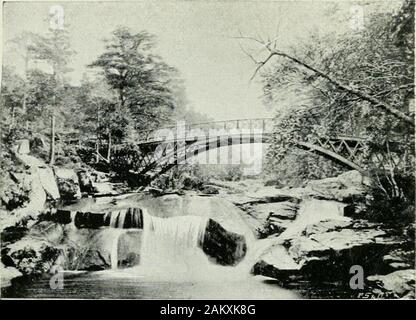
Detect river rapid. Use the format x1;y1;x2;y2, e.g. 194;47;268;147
4;192;301;299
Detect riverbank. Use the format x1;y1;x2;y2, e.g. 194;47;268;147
1;147;414;299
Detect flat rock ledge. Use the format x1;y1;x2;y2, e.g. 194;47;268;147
251;219;410;297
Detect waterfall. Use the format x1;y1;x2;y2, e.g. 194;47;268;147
109;210;127;269
110;231;123;269
140;210;209;275
276;198;350;242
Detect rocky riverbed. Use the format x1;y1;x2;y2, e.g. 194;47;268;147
1;149;414;299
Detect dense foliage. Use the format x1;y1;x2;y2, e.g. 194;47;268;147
258;1;414;221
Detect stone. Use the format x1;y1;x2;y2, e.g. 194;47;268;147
253;218;404;284
202;218;247;266
54;168;81;200
226;187;301;206
199;185;220;195
16;139;30;155
302;219;354;237
367;269;415;298
93;182;118;195
0;262;22;288
117;230;142;267
382;249;415;272
5;238;61;275
253;201;299;220
251;243;301;285
28;221;64;244
257;216;293;239
55;227;117;271
77;170;95;193
305;170;368;202
37;167;60;200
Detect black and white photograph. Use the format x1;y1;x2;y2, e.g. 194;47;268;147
0;0;415;301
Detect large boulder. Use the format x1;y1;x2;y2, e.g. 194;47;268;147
5;238;61;275
251;242;301;285
367;269;415;299
382;249;415;272
251;201;300;238
15;139;30;155
226;188;301;206
77;170;95;193
117;230;142;267
199;185;220;195
54;168;81;200
202;218;247;266
0;262;22;288
252;219;404;284
37;166;60;200
2;217;143;273
304;170;370;202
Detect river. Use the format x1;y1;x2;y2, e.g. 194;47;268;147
3;192;302;299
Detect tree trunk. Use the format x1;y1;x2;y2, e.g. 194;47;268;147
22;49;28;114
107;130;112;163
50;114;56;165
95;137;100;163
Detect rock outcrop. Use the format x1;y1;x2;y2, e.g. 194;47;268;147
252;219;405;286
0;262;22;288
199;185;220;195
367;269;415;299
304;170;370;202
54;168;82;200
202;218;247;266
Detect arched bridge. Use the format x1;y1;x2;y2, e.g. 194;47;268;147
99;118;368;181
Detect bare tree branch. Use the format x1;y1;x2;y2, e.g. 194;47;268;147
244;38;414;126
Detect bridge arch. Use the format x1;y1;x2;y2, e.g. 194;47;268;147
83;118;368;181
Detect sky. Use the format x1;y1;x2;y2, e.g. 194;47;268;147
2;0;395;121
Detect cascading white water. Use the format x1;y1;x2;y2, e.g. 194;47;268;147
276;198;350;242
109;210;128;269
140;210;209;276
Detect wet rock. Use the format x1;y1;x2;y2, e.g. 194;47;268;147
77;170;95;193
257;216;293;239
93;182;118;195
301;219;354;237
382;249;415;272
226;190;301;237
228;189;301;206
304;170;369;202
16;139;30;155
56;227;116;270
1;225;28;245
253;219;404;283
59;228;143;270
367;270;415;299
253;201;299;221
180;173;204;190
29;221;64;244
54;168;81;200
199;185;220;195
0;262;22;288
5;238;61;275
38;167;60;200
117;230;142;267
202;218;247;266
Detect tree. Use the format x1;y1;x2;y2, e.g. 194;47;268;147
240;0;414;208
240;2;414;127
89;27;180;132
27;27;75;164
